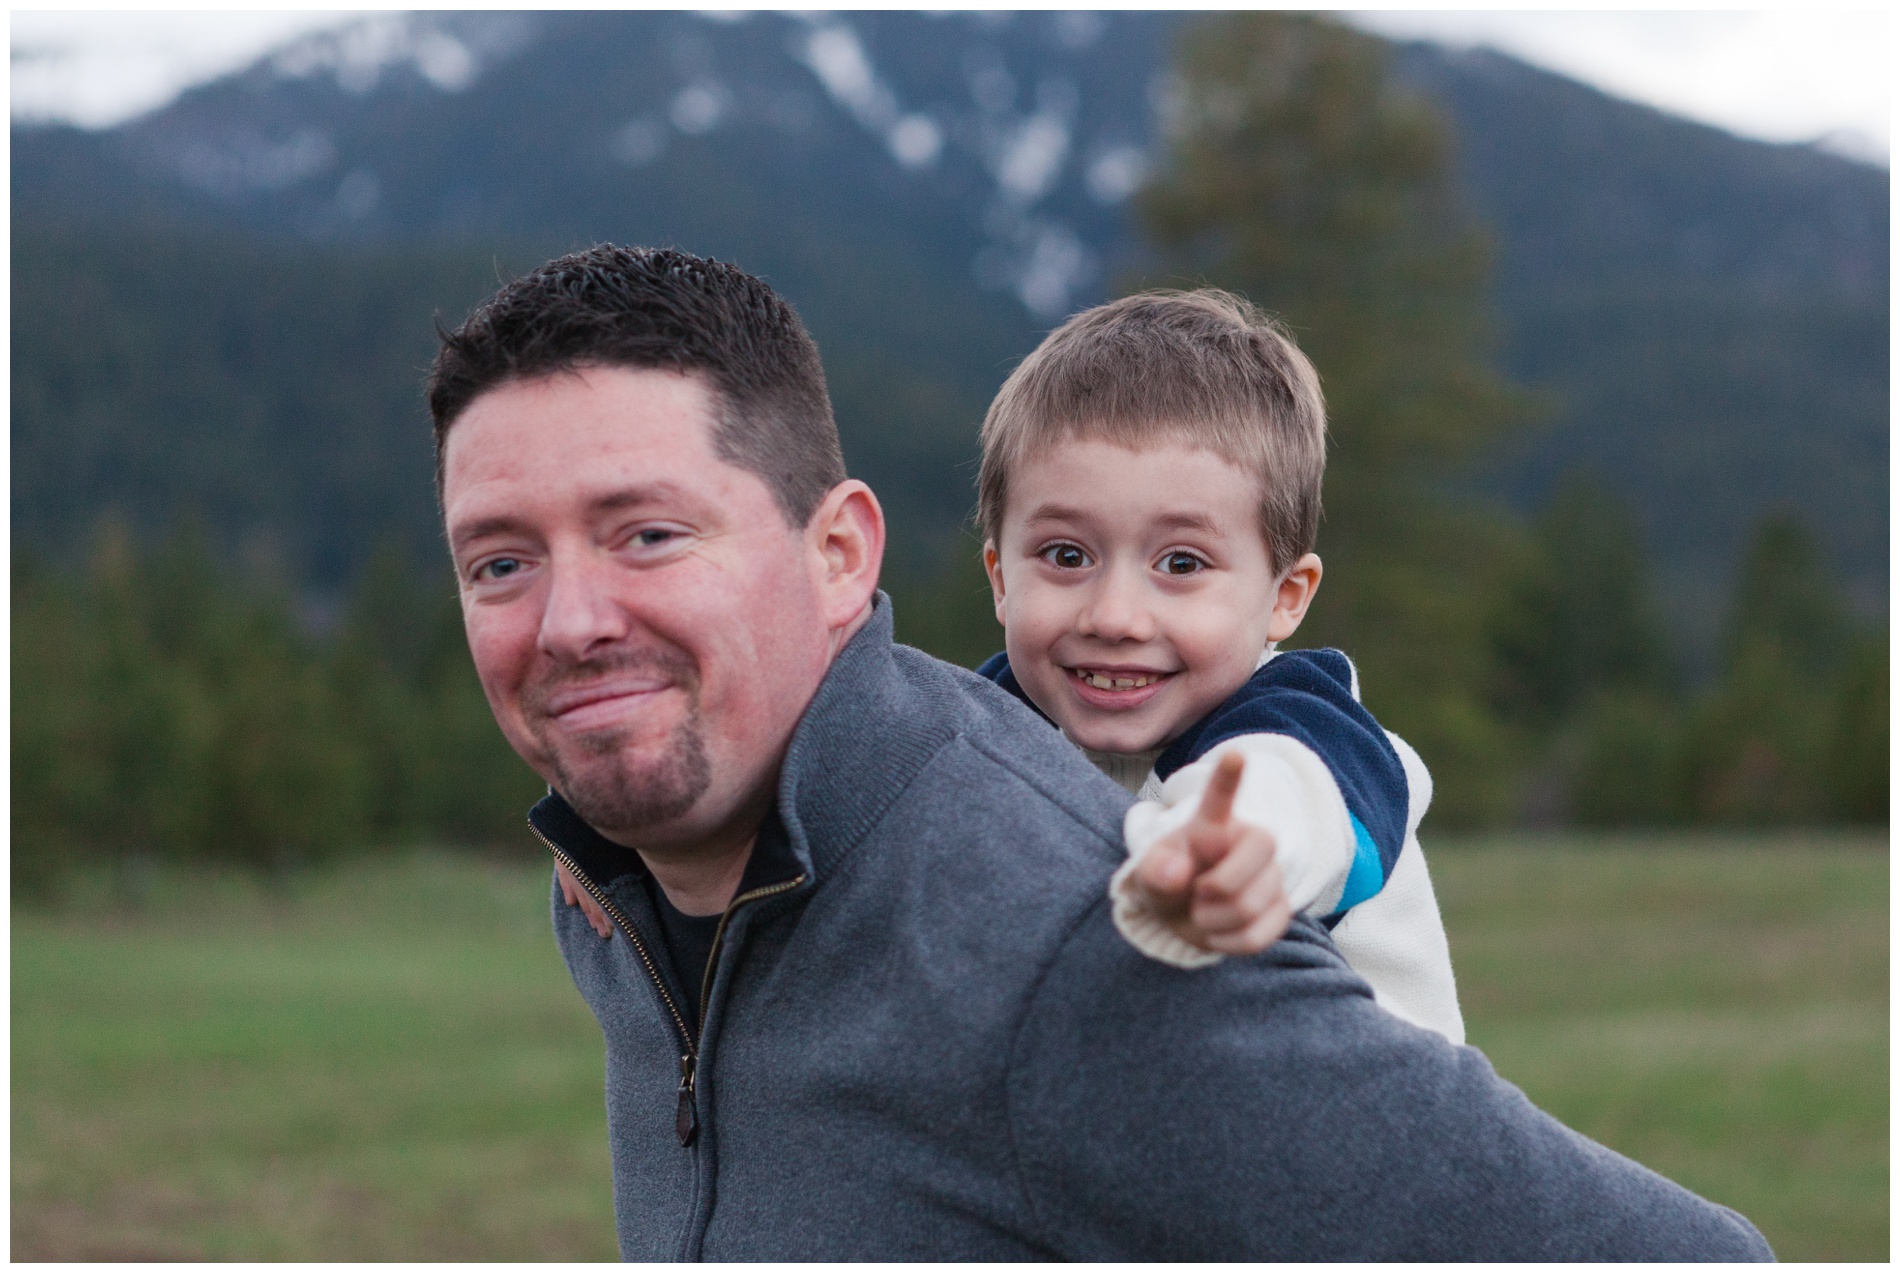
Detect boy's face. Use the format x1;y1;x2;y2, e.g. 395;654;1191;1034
985;438;1321;755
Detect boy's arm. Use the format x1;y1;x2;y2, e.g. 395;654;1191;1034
1324;726;1466;1043
1111;732;1359;966
1111;650;1412;966
557;860;614;939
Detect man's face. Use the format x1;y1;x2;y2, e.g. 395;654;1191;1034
442;366;835;853
986;438;1287;755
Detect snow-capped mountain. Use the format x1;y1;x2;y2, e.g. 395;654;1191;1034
12;11;1888;631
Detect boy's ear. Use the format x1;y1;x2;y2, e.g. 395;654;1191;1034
1266;553;1322;643
983;541;1007;625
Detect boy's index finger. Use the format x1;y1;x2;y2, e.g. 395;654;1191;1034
1197;752;1245;827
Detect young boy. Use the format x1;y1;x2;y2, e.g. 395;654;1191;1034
561;287;1460;1043
971;288;1462;1043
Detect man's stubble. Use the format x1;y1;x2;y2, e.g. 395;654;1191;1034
526;649;713;832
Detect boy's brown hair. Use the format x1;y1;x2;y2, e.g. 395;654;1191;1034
977;289;1326;574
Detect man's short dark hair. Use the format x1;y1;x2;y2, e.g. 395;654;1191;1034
428;245;845;526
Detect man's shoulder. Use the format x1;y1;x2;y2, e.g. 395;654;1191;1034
782;600;1135;901
889;642;1129;851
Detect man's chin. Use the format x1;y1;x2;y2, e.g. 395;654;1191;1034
546;730;712;839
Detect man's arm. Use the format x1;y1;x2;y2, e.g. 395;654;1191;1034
1006;911;1771;1261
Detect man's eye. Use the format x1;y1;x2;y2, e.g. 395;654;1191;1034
476;557;523;581
1042;544;1090;569
634;528;678;548
1159;551;1205;576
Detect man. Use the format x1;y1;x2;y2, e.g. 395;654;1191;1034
429;245;1770;1261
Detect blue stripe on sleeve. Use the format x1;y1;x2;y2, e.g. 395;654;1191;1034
1333;814;1386;915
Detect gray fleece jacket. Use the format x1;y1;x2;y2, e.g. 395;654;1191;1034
540;596;1771;1261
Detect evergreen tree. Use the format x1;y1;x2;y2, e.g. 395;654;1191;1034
1679;514;1850;823
330;543;544;845
1827;632;1889;823
1721;514;1850;678
1137;12;1530;823
1490;475;1676;729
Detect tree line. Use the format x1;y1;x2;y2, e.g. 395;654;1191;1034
13;494;1884;893
11;526;544;895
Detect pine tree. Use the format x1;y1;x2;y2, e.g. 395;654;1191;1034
1137;12;1530;823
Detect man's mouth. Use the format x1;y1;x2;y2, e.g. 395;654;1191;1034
537;676;678;730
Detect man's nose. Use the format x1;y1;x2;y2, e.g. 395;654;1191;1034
1077;561;1156;643
537;547;633;661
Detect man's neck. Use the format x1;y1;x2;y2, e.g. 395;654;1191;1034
827;598;875;662
642;832;756;917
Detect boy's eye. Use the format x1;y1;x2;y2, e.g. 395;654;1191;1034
1042;544;1091;569
1159;551;1205;576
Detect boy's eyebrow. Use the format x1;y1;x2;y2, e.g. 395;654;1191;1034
1150;511;1225;535
1023;503;1226;536
1021;502;1095;526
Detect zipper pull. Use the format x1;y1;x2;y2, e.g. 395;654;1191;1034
676;1053;698;1147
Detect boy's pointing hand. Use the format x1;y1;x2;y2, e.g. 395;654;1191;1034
1132;752;1294;956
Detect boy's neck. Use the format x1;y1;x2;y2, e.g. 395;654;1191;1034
1077;743;1168;795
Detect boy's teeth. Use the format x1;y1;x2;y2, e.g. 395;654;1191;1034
1080;671;1156;690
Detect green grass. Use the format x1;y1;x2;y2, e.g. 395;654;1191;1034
11;854;619;1260
12;834;1889;1259
1431;832;1889;1261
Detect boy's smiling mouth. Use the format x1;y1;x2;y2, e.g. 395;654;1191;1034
1064;665;1176;712
1072;667;1166;690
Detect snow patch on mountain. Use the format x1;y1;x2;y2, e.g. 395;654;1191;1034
270;13;536;98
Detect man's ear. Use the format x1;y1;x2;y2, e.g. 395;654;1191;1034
807;479;885;632
983;540;1007;626
1266;552;1323;643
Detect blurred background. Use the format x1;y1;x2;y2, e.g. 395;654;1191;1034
11;9;1888;1259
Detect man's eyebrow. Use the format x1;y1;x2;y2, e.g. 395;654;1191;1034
585;484;686;516
450;484;700;552
448;514;531;552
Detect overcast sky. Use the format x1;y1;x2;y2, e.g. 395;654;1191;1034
9;8;1891;164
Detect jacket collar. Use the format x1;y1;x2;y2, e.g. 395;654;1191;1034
772;591;947;883
529;592;943;893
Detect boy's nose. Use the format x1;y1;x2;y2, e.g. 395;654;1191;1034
1077;565;1157;643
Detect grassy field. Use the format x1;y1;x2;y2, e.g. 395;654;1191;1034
12;855;619;1260
12;833;1888;1259
1433;832;1889;1261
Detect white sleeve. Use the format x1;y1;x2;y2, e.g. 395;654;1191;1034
1109;733;1358;969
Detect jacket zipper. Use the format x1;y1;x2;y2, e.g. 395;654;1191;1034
530;822;804;1147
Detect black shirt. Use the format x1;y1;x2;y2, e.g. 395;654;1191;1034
640;806;804;1031
643;874;723;1028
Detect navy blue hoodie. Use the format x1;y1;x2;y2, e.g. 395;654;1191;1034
978;646;1405;920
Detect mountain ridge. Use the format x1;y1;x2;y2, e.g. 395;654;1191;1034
12;11;1887;657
